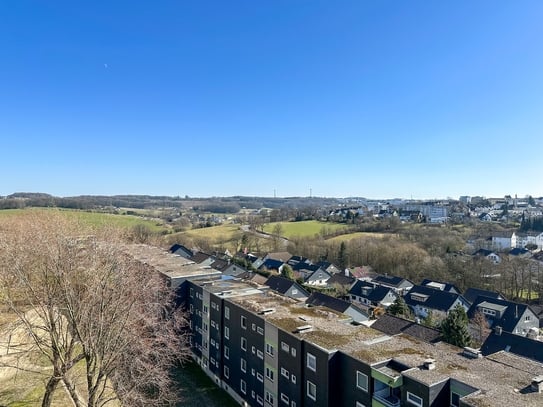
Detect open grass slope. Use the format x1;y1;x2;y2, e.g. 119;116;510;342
326;231;389;242
263;220;349;239
0;208;167;233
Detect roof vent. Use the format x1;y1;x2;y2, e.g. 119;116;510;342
531;376;543;393
294;325;313;333
462;347;482;359
259;308;276;315
423;358;436;370
299;316;312;322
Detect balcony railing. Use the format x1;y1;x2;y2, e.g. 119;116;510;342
373;387;400;407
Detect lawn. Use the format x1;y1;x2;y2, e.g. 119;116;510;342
263;220;349;239
326;231;389;242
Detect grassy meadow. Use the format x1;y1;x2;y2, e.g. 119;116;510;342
263;220;349;239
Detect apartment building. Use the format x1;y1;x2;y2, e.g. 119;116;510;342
127;245;543;407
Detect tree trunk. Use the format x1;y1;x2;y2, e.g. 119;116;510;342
42;375;60;407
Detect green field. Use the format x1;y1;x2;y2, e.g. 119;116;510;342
263;220;349;239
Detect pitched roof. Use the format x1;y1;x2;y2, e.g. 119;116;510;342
481;330;543;363
420;279;461;294
404;285;466;312
210;259;229;271
169;243;193;258
508;248;530;256
467;296;535;333
326;274;355;287
473;248;496;257
373;274;412;288
191;252;212;264
464;288;505;304
306;291;351;313
264;252;292;262
371;314;442;343
349;265;377;279
265;275;296;294
236;271;268;285
349;280;394;303
258;258;284;271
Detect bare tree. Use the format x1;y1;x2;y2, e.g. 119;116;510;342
0;212;188;407
470;309;490;347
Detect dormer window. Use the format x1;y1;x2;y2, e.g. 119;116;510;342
410;293;429;302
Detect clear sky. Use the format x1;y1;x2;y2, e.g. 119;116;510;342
1;1;542;199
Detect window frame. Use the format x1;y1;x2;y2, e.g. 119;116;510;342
406;391;423;407
356;371;368;392
307;353;317;371
307;380;317;401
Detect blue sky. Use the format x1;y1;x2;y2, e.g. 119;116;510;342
1;1;542;199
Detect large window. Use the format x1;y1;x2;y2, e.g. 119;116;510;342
241;337;247;351
407;392;423;407
241;315;247;329
307;380;317;401
224;326;229;339
356;371;368;391
307;353;316;371
225;306;230;320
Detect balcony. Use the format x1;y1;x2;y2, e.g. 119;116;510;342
372;387;400;407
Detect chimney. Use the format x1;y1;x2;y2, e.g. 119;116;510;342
423;358;436;370
495;326;503;336
531;376;543;393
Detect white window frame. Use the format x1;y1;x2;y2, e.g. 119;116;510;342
241;358;246;373
224;365;229;378
241;315;247;329
356;371;368;391
265;366;275;382
281;367;289;378
356;402;366;407
281;341;290;352
307;380;317;401
266;343;275;357
257;372;264;382
241;336;247;351
406;391;423;407
307;353;316;371
224;346;229;359
240;379;246;394
291;374;296;384
224;326;229;339
265;391;274;405
225;306;230;319
281;393;289;404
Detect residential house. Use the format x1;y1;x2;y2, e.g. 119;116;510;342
304;267;332;287
463;288;505;305
508;247;531;258
478;212;492;222
472;248;501;264
257;258;285;273
263;251;293;262
347;265;377;280
326;273;356;294
192;252;215;267
169;243;193;259
491;231;517;250
481;328;543;363
420;279;461;294
236;271;268;286
467;296;539;336
315;260;340;275
372;274;414;296
404;285;470;320
349;280;397;308
265;276;309;301
306;291;370;323
371;314;442;343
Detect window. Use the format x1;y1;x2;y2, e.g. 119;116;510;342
525;315;531;321
291;374;296;384
265;366;275;382
257;326;264;335
224;365;229;378
257;395;263;406
241;315;247;329
240;379;246;394
252;390;255;399
406;392;423;407
356;371;368;391
252;323;256;331
225;306;230;319
307;353;316;371
251;368;255;376
190;304;194;313
241;358;246;373
203;322;208;332
241;337;247;351
292;289;298;295
356;403;366;407
291;347;296;357
224;346;229;359
210;320;216;329
281;341;290;352
266;343;275;357
257;350;264;359
203;305;208;314
291;402;296;407
190;288;194;298
307;380;317;401
252;346;256;354
211;301;217;310
281;367;289;378
265;391;274;405
224;326;229;339
281;393;289;404
257;372;263;382
451;392;460;407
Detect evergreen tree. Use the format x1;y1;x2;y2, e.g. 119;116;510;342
387;296;409;318
422;310;436;328
337;241;348;270
441;304;472;347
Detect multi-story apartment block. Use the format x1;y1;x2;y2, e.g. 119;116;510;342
127;244;543;407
